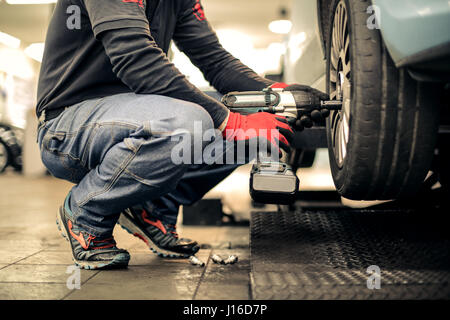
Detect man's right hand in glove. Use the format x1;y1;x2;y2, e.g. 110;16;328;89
222;112;294;155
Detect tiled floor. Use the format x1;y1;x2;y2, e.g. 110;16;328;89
0;172;250;300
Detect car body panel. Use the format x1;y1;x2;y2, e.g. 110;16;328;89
284;0;326;91
373;0;450;66
285;0;450;86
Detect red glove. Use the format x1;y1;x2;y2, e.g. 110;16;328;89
222;112;294;154
270;82;289;89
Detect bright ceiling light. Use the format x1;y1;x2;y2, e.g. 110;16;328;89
268;19;292;35
0;31;21;49
5;0;57;4
24;42;45;62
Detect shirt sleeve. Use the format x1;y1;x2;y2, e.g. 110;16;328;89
82;0;229;128
83;0;150;37
172;0;274;94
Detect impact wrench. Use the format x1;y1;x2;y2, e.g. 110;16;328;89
221;88;342;205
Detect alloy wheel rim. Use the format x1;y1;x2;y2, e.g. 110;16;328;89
0;142;7;171
329;1;351;168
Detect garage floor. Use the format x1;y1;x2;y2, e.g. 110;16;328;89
0;173;251;300
2;171;449;300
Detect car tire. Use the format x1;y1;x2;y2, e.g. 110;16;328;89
325;0;440;200
0;140;9;173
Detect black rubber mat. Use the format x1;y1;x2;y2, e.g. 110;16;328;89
250;208;450;299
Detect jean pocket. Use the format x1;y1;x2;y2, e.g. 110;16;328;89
40;132;87;183
41;131;67;154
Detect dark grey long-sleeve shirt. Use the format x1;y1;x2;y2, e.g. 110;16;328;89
37;0;273;128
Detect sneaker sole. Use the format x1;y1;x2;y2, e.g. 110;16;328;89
117;213;192;259
56;207;129;270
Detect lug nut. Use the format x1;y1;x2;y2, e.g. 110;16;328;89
211;254;224;264
223;255;238;265
300;115;314;128
310;110;322;122
189;255;205;267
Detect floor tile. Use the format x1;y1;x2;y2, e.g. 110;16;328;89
0;249;41;264
129;249;210;266
0;240;46;251
18;250;73;265
195;249;250;300
195;284;250;300
0;283;72;300
66;266;202;300
0;264;97;283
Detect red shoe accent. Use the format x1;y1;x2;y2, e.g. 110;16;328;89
168;224;179;239
122;0;143;8
68;220;93;250
141;210;167;234
133;233;150;246
92;245;115;250
91;238;115;250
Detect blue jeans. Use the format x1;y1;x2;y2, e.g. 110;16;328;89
38;93;238;236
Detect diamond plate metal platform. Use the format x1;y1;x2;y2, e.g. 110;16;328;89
250;208;450;299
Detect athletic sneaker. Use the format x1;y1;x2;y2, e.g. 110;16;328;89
56;195;130;270
118;207;200;258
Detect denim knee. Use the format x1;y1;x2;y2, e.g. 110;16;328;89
173;101;215;137
171;102;216;152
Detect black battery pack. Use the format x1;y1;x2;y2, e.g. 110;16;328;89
249;161;299;205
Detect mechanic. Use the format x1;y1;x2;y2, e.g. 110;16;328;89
36;0;327;269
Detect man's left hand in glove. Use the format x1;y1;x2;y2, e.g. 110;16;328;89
270;82;330;131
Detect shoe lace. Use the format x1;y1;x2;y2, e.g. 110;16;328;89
167;224;179;239
90;235;116;250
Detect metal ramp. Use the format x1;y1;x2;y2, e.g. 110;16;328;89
249;208;450;299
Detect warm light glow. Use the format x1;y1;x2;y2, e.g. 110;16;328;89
24;42;45;62
216;29;254;57
170;43;209;88
267;42;286;56
0;31;21;49
0;48;34;79
268;19;292;34
288;32;307;63
170;29;286;87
